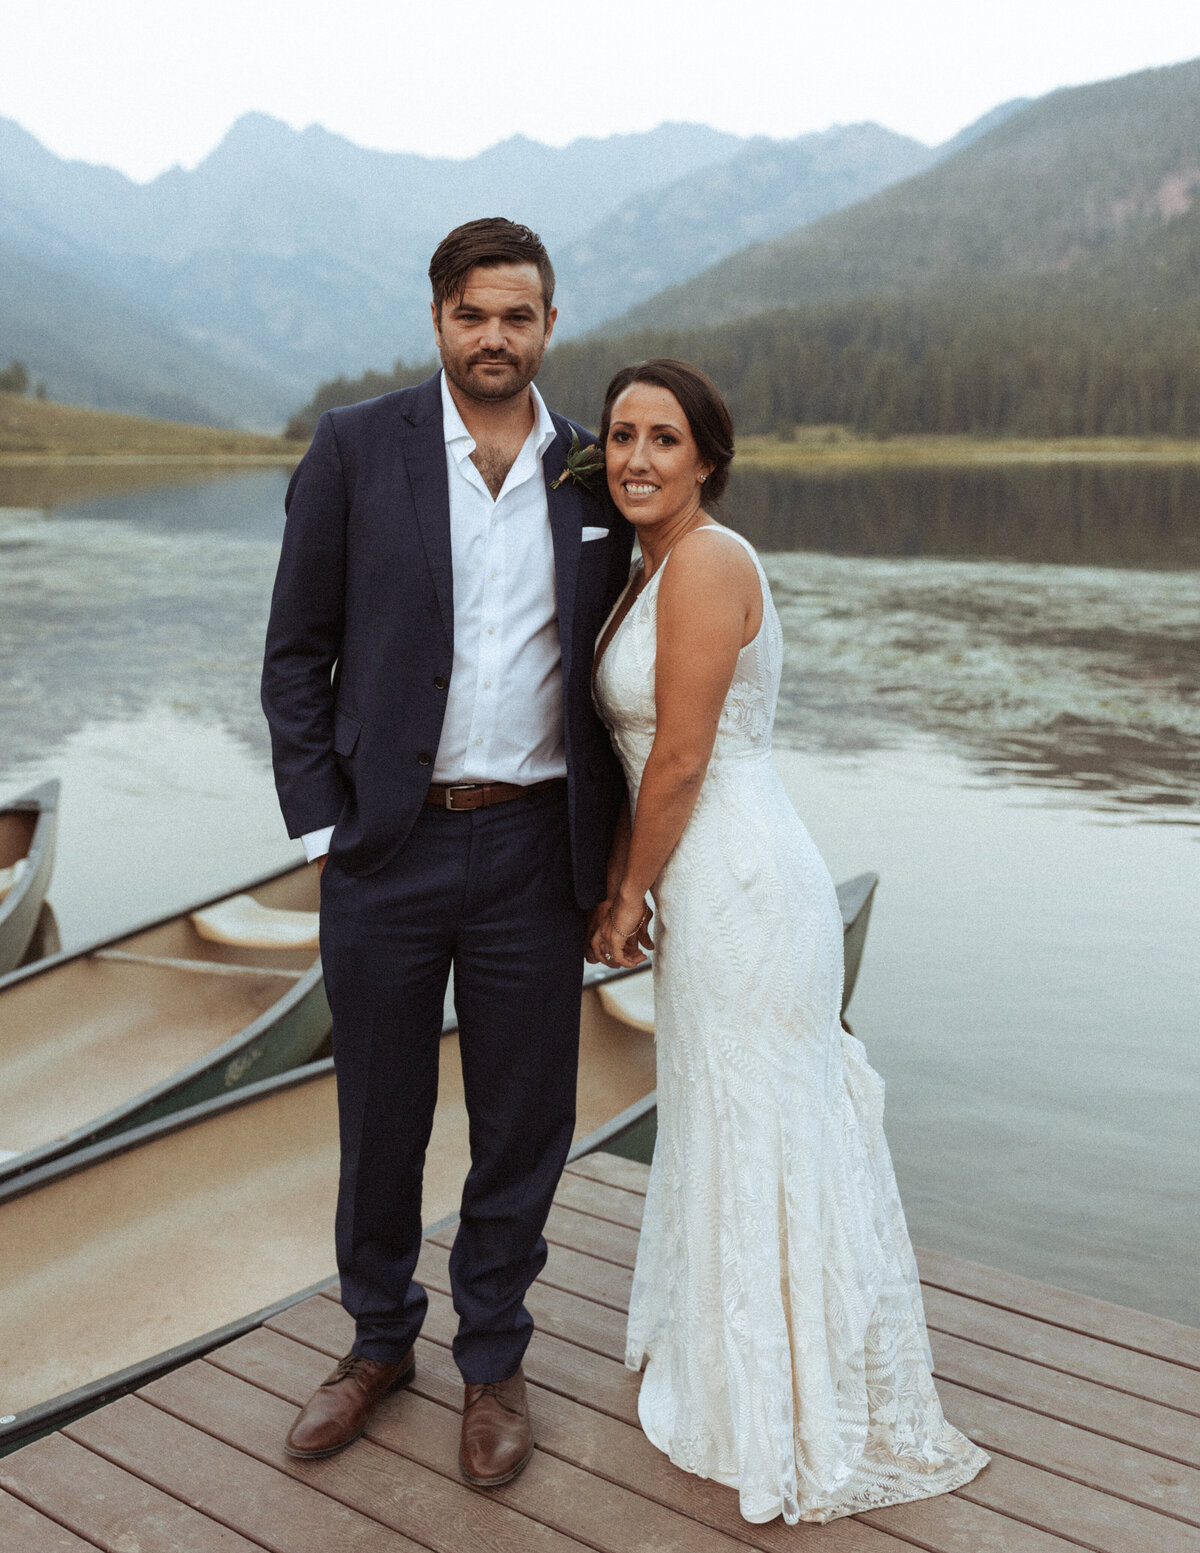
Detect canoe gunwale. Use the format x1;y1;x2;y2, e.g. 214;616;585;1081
0;778;60;975
0;956;329;1187
0;852;310;995
0;1057;338;1210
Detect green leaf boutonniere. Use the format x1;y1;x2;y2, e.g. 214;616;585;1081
551;429;605;495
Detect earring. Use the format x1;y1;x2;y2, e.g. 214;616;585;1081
698;474;707;483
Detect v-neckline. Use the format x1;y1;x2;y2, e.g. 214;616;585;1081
592;556;648;690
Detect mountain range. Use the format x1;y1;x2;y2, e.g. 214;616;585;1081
1;107;1001;428
602;57;1200;335
5;56;1198;436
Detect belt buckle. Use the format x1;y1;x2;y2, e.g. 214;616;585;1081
444;783;485;811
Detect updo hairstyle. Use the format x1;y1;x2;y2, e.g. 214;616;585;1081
599;359;735;502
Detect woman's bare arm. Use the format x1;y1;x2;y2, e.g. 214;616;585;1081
597;531;760;966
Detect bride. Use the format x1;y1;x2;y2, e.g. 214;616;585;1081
589;359;989;1525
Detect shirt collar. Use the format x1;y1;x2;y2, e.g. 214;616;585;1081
440;369;557;464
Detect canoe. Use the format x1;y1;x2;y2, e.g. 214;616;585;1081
0;873;878;1447
837;870;879;1013
0;779;59;975
0;860;332;1186
0;962;659;1446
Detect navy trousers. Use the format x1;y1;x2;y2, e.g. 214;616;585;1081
318;782;587;1384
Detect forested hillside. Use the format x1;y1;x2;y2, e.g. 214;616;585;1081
603;57;1200;336
287;196;1200;441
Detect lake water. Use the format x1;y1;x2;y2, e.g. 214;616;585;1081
1;460;1196;1324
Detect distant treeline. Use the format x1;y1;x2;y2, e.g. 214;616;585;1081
285;281;1200;443
284;361;434;438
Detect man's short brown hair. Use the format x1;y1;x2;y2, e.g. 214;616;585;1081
428;217;556;323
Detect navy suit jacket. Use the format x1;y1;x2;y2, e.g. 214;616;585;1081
261;372;635;908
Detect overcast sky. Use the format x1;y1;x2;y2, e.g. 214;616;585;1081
5;0;1199;182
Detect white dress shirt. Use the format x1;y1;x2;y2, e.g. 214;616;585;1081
301;371;563;861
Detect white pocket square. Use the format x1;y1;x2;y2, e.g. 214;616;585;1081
581;526;609;541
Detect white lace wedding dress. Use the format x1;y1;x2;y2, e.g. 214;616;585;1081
593;526;988;1525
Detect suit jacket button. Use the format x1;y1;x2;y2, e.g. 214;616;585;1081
433;676;447;690
417;752;432;766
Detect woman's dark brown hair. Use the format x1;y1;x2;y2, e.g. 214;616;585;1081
428;217;555;323
600;359;735;501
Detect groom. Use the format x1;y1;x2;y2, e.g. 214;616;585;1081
261;218;633;1483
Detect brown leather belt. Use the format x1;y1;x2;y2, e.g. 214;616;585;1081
424;777;565;812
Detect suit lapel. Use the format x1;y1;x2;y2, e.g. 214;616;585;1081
544;419;582;677
400;375;454;647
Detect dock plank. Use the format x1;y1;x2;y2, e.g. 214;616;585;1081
208;1326;790;1553
930;1328;1200;1466
66;1394;425;1553
937;1376;1200;1526
211;1326;910;1553
542;1202;641;1267
140;1361;591;1553
426;1225;635;1311
0;1430;259;1552
247;1294;1075;1553
923;1283;1200;1414
277;1275;1082;1553
917;1247;1200;1371
954;1449;1200;1553
550;1171;646;1230
563;1153;651;1195
0;1487;103;1552
417;1237;629;1361
10;1152;1200;1553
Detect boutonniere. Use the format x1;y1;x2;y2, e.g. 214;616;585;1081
551;429;605;495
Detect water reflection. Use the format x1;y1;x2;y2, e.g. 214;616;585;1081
729;463;1200;569
0;463;291;539
977;724;1200;821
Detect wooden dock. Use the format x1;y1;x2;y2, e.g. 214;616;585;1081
3;1151;1198;1552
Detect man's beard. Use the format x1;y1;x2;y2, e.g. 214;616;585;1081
443;347;544;403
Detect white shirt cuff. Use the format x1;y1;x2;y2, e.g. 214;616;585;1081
301;825;335;862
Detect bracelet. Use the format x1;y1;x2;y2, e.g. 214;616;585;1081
608;901;649;939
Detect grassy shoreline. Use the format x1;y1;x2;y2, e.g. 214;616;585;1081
0;394;298;460
6;394;1200;469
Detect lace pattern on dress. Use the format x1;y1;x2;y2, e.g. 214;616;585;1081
593;525;988;1525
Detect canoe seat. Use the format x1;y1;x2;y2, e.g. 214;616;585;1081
191;894;319;950
0;858;26;904
597;971;655;1034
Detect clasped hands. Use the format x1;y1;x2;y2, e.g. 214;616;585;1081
587;889;654;970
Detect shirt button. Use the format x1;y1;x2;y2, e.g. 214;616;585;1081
487;625;495;636
433;676;447;690
490;570;499;581
417;752;432;766
490;517;498;528
474;737;483;747
483;680;492;690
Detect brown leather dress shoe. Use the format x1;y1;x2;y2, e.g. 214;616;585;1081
284;1349;415;1458
459;1367;534;1486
